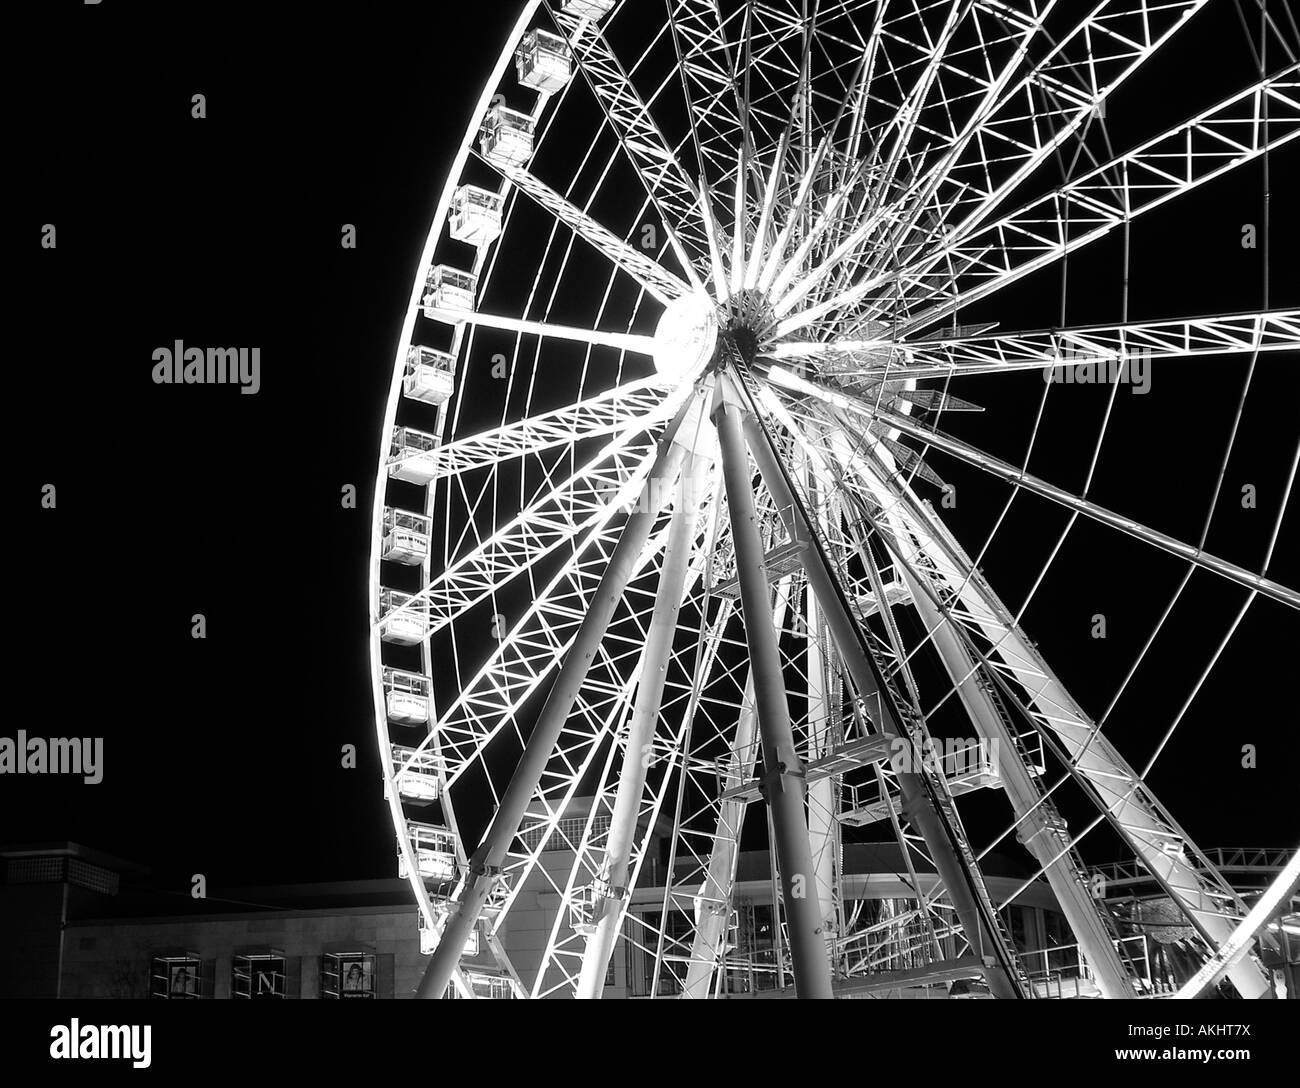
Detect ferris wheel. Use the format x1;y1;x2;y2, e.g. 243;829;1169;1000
367;0;1300;999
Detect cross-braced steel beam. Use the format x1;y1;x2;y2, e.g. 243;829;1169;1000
730;369;1028;999
712;374;834;999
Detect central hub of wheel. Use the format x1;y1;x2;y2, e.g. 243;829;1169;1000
653;293;718;383
719;288;776;364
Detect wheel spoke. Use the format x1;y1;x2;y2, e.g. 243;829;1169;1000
486;158;692;303
894;67;1300;333
766;365;1300;610
767;308;1300;377
384;431;660;637
550;3;710;288
388;377;670;480
773;67;1299;340
860;1;1214;298
422;306;660;356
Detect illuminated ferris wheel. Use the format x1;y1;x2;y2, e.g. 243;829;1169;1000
367;0;1299;999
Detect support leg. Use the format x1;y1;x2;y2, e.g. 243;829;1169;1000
734;382;1024;998
576;452;705;997
712;377;834;999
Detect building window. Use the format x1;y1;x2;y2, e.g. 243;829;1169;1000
232;953;287;999
322;953;376;999
627;909;694;996
518;814;611;853
150;956;202;1000
1008;906;1028;952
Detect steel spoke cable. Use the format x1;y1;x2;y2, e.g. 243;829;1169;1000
1062;0;1280;768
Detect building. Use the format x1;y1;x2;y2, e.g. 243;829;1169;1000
2;832;1294;999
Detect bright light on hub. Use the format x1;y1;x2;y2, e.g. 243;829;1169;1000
653;293;717;383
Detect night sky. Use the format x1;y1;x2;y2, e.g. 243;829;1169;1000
8;0;1298;901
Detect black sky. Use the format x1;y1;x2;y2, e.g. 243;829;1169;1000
8;0;1298;896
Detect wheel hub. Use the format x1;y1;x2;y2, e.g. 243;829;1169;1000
652;293;718;383
719;288;775;364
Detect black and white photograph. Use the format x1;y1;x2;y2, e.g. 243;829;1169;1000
340;955;375;998
3;0;1299;1074
165;964;198;1002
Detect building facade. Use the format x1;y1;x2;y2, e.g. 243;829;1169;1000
3;838;1292;999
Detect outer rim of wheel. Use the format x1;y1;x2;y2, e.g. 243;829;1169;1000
366;0;547;971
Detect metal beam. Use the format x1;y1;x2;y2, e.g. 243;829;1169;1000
732;372;1027;999
576;451;705;997
422;307;659;356
712;375;834;999
487;159;692;304
680;674;761;999
848;449;1274;999
852;503;1136;998
767;366;1300;611
1175;849;1300;999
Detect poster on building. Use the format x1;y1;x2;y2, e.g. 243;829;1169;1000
167;961;200;999
340;955;375;998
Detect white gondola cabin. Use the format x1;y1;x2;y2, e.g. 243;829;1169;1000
404;345;458;406
515;29;572;94
388;425;439;484
479;104;535;167
379;588;428;646
383;667;431;725
449;185;504;248
399;821;459;882
561;0;614;22
423;264;478;319
382;507;431;565
391;744;442;804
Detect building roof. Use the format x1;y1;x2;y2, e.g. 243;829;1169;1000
0;841;150;877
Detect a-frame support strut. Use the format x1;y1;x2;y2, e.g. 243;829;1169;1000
576;450;707;997
846;496;1136;998
713;376;835;998
726;368;1027;999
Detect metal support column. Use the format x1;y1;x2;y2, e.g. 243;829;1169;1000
805;589;840;958
891;542;1136;998
681;676;759;999
576;452;705;997
733;383;1024;999
851;446;1273;999
712;377;834;999
1175;850;1300;998
681;579;795;998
